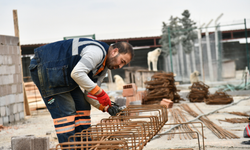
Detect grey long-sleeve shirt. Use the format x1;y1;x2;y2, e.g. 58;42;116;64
71;45;108;110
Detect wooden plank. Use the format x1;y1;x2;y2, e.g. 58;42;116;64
13;9;31;116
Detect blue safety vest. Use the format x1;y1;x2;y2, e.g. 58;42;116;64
29;38;109;98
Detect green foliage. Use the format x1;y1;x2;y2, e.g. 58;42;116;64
159;10;198;55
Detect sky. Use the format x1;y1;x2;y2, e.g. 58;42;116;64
1;0;250;45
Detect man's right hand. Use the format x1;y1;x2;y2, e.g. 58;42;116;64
87;89;111;106
107;105;119;116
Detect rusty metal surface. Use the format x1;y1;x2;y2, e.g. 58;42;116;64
159;122;205;150
167;108;206;140
180;104;239;139
50;140;129;150
219;118;250;123
228;111;249;117
142;72;182;104
187;81;209;102
50;105;168;150
50;105;206;150
205;91;233;104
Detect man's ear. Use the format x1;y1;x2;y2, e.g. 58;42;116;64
112;48;119;56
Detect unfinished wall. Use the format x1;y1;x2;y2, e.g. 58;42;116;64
0;35;24;125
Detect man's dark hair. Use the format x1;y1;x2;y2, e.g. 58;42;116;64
112;42;134;60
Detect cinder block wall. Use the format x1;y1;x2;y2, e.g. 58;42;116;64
0;35;24;125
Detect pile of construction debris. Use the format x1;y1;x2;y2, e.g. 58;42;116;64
142;72;182;104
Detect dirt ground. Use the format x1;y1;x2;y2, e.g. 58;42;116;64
0;93;250;150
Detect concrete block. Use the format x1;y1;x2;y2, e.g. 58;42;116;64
15;94;19;103
4;45;10;55
7;84;11;96
11;37;19;46
4;94;10;106
0;75;2;85
9;74;14;84
9;114;15;123
14;55;19;65
0;106;6;117
9;46;13;55
0;66;2;75
11;135;35;150
0;45;5;55
20;83;23;93
0;96;5;106
34;137;49;150
8;56;13;65
0;87;4;98
13;74;18;83
19;112;24;120
16;65;21;75
0;117;3;125
9;104;18;114
10;65;16;74
9;94;15;104
18;93;24;102
12;84;17;94
0;65;6;75
0;55;2;64
6;106;9;116
17;102;24;112
3;116;9;124
15;113;20;121
16;46;20;55
0;35;6;44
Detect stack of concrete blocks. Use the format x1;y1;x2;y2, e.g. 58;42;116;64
0;35;24;125
11;135;49;150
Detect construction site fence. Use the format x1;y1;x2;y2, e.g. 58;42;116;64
164;19;250;83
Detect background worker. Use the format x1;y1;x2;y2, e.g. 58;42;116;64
29;38;134;144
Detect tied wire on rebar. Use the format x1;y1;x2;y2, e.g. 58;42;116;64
142;72;183;104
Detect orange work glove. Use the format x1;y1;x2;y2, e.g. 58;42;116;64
87;89;111;107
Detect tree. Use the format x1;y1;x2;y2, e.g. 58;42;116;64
159;16;182;56
180;10;198;54
159;10;198;55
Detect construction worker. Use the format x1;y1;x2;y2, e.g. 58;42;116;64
29;38;134;144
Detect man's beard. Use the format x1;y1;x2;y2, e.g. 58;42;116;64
106;54;119;70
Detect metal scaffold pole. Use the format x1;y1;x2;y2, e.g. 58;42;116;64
168;27;173;72
244;18;249;70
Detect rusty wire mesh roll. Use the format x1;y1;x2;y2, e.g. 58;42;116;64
187;81;210;102
142;72;182;104
205;91;233;105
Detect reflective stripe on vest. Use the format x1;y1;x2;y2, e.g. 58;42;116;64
72;38;106;56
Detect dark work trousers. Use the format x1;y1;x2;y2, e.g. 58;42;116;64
29;64;91;144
